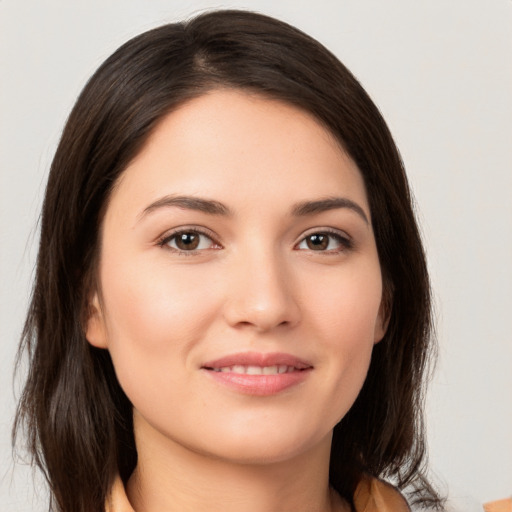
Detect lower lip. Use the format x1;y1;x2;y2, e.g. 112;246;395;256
203;369;312;396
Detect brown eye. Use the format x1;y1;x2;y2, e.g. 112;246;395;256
175;232;200;250
306;234;329;250
297;232;351;252
163;231;217;252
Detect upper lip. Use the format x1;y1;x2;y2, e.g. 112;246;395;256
202;352;313;370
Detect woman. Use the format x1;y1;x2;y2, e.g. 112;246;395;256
14;9;443;512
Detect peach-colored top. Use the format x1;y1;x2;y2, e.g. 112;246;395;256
105;474;411;511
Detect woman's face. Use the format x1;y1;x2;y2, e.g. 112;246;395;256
86;89;386;464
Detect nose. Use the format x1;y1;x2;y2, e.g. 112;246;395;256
222;247;301;332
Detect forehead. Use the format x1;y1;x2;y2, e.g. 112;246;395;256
109;89;369;219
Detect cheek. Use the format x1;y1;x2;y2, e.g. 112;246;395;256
305;260;383;345
102;257;213;340
98;259;223;419
98;255;223;396
302;261;382;414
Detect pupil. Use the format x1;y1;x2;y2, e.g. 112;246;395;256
308;234;328;250
177;233;199;250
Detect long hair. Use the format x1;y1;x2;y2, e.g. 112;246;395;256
14;9;441;511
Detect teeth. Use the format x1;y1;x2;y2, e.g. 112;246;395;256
246;365;262;375
212;365;296;375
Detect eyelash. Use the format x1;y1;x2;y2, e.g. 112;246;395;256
296;229;353;254
157;228;353;255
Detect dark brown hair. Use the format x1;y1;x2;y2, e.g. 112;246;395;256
14;9;442;512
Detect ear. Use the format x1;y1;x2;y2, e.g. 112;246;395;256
84;292;108;349
374;293;392;344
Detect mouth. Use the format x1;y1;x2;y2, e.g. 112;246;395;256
201;352;313;396
206;365;305;375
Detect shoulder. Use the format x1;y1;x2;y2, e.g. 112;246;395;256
353;475;411;512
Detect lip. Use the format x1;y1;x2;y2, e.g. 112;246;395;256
201;352;313;396
202;351;312;370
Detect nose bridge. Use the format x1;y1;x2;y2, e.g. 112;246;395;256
223;239;300;331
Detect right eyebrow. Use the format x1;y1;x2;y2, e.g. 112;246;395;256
138;195;232;221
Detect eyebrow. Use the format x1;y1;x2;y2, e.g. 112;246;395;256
291;197;369;224
139;194;369;224
140;195;232;220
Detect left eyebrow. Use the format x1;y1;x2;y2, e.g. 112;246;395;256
291;197;369;224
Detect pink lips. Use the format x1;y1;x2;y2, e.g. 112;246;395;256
201;352;313;396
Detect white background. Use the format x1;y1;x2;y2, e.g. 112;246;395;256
1;1;511;510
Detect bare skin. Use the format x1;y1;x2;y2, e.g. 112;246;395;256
127;414;348;512
87;89;385;512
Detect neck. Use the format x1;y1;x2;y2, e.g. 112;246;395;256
126;414;347;512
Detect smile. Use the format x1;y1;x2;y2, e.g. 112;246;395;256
201;352;313;396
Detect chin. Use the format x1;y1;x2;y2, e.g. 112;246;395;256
191;421;332;466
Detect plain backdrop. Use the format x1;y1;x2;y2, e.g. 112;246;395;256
1;1;511;510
